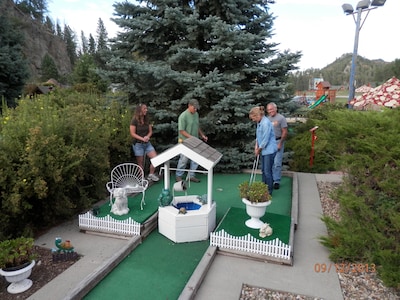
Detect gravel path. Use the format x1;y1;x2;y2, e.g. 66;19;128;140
240;181;400;300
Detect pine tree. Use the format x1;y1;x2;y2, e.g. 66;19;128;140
56;20;63;38
96;18;109;52
107;0;301;171
44;15;54;33
88;34;96;55
41;53;59;80
63;24;77;66
94;18;111;69
80;30;89;55
0;13;29;107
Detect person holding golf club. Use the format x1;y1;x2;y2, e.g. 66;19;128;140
249;106;277;195
176;99;208;183
130;103;159;182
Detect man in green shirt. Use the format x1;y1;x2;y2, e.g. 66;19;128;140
176;99;208;182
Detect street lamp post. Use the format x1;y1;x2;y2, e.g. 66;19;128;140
342;0;386;108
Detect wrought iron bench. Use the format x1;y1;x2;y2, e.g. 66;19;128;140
106;163;149;210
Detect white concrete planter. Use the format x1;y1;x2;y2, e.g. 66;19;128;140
0;260;35;294
242;198;271;229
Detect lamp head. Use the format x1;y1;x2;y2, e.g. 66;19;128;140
342;3;354;14
371;0;386;6
356;0;371;10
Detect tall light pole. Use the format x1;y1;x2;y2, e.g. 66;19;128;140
342;0;386;108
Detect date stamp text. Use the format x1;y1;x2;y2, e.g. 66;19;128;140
314;263;376;273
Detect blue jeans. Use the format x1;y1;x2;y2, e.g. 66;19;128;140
132;142;155;157
261;153;276;195
272;142;285;184
176;154;198;178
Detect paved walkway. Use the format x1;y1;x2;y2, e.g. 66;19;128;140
27;172;344;300
194;173;344;300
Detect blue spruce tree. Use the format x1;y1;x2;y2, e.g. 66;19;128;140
105;0;301;171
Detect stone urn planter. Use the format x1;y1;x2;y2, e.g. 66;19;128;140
242;198;271;229
0;260;36;294
239;181;272;229
0;237;37;294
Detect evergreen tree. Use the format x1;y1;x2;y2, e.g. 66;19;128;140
107;0;300;171
80;30;89;55
390;59;400;79
41;53;59;80
96;18;109;52
15;0;48;21
44;16;54;33
63;24;77;66
0;13;29;107
72;53;108;92
56;20;63;38
88;34;96;54
95;18;111;69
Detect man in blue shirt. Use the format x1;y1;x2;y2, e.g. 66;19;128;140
249;106;277;195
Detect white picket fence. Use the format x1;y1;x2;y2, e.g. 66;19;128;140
210;229;291;261
78;211;141;236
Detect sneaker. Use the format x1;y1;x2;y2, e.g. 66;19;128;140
273;182;280;190
147;174;159;182
176;176;182;182
189;177;201;183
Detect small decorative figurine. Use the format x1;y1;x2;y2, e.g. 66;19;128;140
110;188;129;215
52;237;78;262
157;189;173;207
259;223;273;238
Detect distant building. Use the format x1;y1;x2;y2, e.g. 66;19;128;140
310;77;324;90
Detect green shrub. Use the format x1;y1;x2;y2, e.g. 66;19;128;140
0;92;132;239
313;107;400;288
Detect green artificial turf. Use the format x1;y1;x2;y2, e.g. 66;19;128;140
84;173;293;300
215;207;291;244
95;173;292;224
95;182;163;223
84;232;209;300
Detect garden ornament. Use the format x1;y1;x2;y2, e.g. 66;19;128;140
259;223;273;238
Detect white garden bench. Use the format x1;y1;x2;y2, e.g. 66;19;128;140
106;163;149;210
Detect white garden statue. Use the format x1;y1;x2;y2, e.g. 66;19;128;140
259;223;273;238
111;188;129;215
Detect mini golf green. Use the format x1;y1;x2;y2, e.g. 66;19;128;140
84;173;292;300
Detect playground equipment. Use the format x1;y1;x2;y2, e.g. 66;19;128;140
305;81;337;109
308;95;327;109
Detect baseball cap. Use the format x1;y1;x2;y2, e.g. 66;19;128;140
189;99;200;110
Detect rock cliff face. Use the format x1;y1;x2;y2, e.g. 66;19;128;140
2;0;72;81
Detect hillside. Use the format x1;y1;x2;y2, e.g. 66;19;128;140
1;0;72;81
321;53;389;87
289;53;394;92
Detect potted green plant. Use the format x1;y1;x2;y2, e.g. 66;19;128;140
239;181;271;203
0;237;37;294
239;181;272;229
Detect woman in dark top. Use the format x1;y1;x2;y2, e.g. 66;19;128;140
129;103;159;181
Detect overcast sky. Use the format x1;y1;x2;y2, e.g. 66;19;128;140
48;0;399;70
